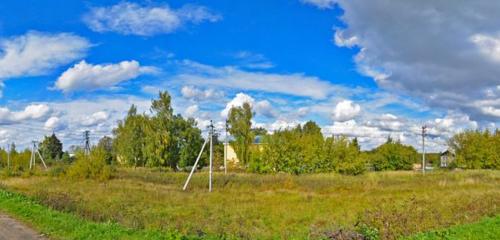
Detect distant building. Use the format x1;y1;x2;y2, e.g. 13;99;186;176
224;135;265;164
440;149;455;168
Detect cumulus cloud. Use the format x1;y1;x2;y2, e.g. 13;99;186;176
221;93;255;117
55;60;155;92
366;114;405;131
81;111;109;127
44;116;66;131
181;86;224;101
255;100;277;118
0;31;90;79
83;1;221;36
220;93;276;118
0;104;51;124
332;100;361;122
332;0;500;121
175;60;338;99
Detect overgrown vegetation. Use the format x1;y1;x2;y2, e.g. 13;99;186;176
0;91;498;239
1;170;498;239
0;189;196;240
66;147;115;181
449;129;500;169
250;122;365;175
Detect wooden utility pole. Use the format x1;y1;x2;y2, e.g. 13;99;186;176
209;121;214;192
224;120;228;175
30;141;47;170
183;120;215;192
7;143;11;169
422;126;427;174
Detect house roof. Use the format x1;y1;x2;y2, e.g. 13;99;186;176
440;149;455;156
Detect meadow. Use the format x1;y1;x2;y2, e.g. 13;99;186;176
1;169;499;239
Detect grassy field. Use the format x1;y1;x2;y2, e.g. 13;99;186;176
406;215;500;240
0;189;194;240
1;169;499;239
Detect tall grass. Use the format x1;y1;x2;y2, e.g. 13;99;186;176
1;169;499;239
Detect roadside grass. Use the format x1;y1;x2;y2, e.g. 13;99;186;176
0;189;197;240
406;215;500;240
1;169;499;239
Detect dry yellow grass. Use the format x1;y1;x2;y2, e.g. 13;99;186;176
1;169;499;239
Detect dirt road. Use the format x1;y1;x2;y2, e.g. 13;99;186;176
0;214;46;240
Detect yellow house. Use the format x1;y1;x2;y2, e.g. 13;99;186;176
224;143;240;164
223;136;265;164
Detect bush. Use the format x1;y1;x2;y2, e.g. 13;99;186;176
48;162;68;177
66;147;114;181
370;139;417;171
336;156;366;176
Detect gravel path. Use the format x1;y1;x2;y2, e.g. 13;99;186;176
0;214;46;240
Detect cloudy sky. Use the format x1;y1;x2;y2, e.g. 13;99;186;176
0;0;498;151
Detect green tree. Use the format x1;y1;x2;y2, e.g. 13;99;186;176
251;127;268;136
370;139;417;171
113;105;147;167
97;136;114;164
39;133;63;162
448;129;499;169
228;103;254;165
141;91;205;169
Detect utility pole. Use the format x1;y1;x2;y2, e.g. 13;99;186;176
84;130;91;156
183;120;215;192
7;143;11;169
209;120;214;192
224;120;228;175
421;125;427;174
30;141;47;170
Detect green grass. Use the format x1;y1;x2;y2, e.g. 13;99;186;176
1;169;499;239
0;189;197;240
407;215;500;240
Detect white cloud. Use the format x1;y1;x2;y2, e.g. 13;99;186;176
0;104;51;124
366;113;405;131
181;86;224;101
184;105;199;118
0;31;90;79
175;60;337;99
220;92;276;119
44;116;66;131
233;51;274;69
255;100;276;118
83;2;221;36
471;34;500;62
333;100;361;122
81;111;109;127
55;60;155;92
301;0;336;9
221;93;255;118
332;0;500;121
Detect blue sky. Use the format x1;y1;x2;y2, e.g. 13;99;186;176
0;0;498;151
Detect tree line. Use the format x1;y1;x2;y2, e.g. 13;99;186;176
0;91;498;175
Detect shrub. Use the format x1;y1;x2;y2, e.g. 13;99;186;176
370;139;417;171
66;147;114;181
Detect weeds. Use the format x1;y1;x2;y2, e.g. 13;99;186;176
0;169;498;239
